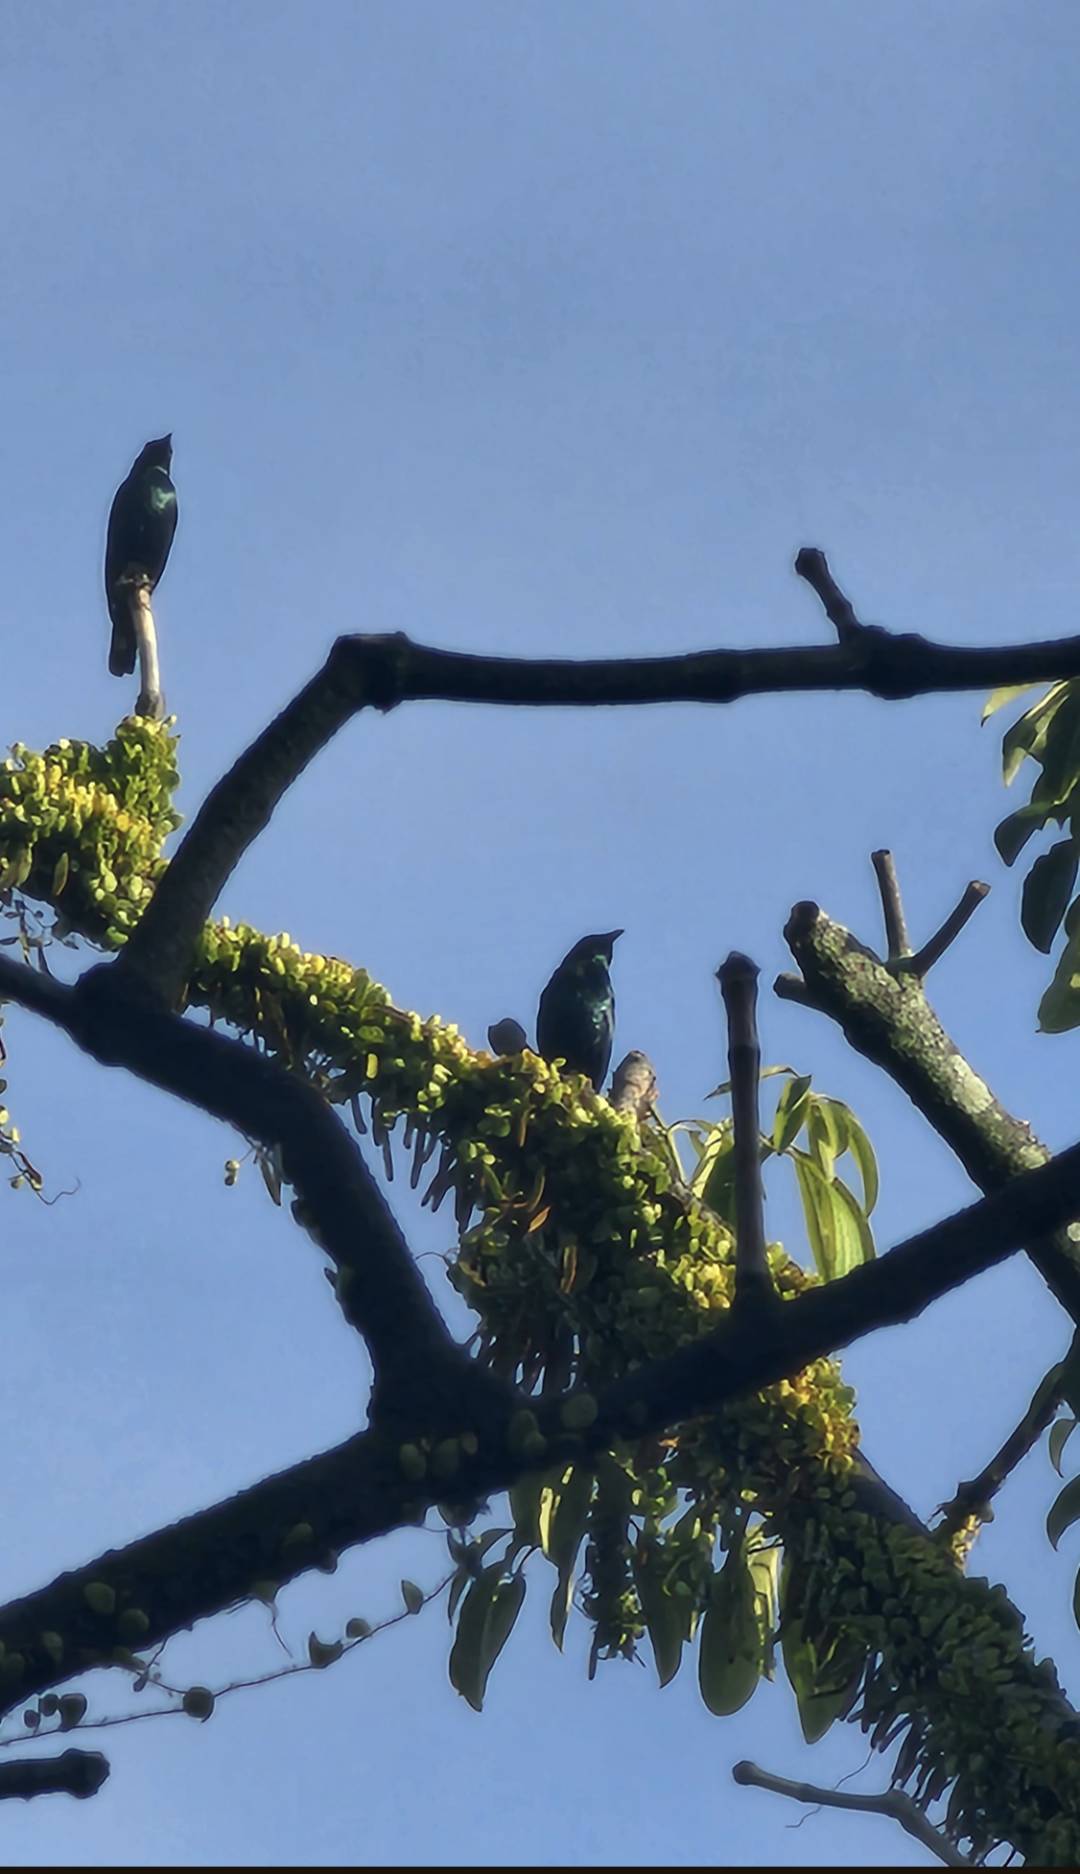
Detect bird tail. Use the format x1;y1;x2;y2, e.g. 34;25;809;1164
107;588;138;677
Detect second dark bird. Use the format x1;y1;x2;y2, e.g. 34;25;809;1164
104;435;178;677
536;930;622;1091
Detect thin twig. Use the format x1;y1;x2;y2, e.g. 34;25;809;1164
717;954;774;1309
794;548;869;641
895;882;990;979
937;1343;1071;1538
732;1760;972;1867
871;849;911;960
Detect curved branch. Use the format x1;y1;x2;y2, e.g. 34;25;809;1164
0;952;503;1426
114;602;1080;1003
732;1759;972;1867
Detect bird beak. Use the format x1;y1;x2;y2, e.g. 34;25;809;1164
604;930;624;945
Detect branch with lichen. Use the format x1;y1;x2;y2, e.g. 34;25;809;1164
4;726;1080;1860
777;887;1080;1326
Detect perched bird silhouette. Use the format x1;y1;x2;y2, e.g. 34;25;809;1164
104;435;178;708
536;930;622;1091
488;1016;528;1055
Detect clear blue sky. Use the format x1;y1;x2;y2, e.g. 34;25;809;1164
2;1;1080;1863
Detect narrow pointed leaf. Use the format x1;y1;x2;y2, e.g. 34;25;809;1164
633;1545;685;1688
698;1552;763;1717
772;1074;813;1153
982;683;1035;724
540;1465;593;1570
1049;1417;1077;1479
995;803;1053;866
1037;933;1080;1034
1021;839;1079;954
1047;1474;1080;1550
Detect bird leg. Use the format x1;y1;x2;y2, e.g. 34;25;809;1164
131;580;165;720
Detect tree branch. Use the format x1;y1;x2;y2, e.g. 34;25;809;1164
717;954;775;1310
732;1759;972;1867
7;942;1080;1441
794;547;871;644
937;1346;1070;1538
0;952;504;1427
0;1750;109;1803
777;897;1080;1326
870;848;911;960
6;1123;1079;1730
595;1146;1080;1436
113;597;1080;1004
894;880;990;980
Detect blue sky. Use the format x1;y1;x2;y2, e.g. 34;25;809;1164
2;1;1080;1863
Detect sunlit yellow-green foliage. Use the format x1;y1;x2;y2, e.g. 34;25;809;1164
2;719;1079;1862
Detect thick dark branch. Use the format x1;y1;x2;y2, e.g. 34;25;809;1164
596;1146;1080;1434
937;1348;1069;1537
0;1428;408;1717
778;899;1080;1326
717;954;775;1309
114;611;1080;1003
9;1128;1080;1722
732;1760;971;1867
895;880;990;979
870;849;911;960
0;1750;109;1803
0;953;500;1425
8;944;1080;1429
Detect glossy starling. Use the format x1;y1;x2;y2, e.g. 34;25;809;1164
536;930;622;1091
104;434;178;685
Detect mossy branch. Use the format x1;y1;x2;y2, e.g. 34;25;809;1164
777;894;1080;1325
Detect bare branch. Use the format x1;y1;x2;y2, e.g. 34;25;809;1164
778;898;1080;1328
794;547;870;643
937;1344;1070;1538
131;584;164;721
112;611;1080;1004
732;1760;972;1867
717;953;775;1309
870;849;911;960
0;1750;109;1804
894;881;990;979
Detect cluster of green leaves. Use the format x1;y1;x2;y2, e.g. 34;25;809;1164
5;719;1080;1861
670;1066;879;1284
988;679;1080;1030
0;719;180;949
